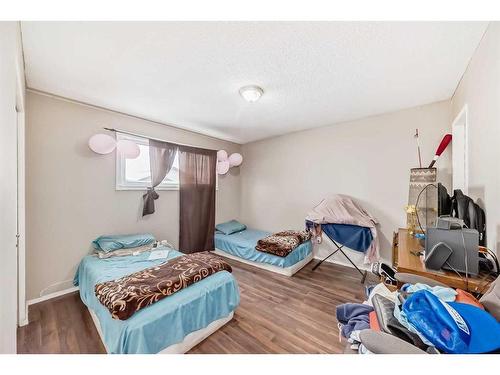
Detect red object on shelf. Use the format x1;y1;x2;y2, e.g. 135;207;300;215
429;133;452;168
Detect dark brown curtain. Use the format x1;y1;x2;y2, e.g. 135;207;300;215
178;145;217;253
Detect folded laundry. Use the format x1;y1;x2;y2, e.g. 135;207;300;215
365;282;398;306
305;195;380;263
336;303;373;338
401;283;457;302
338;279;500;354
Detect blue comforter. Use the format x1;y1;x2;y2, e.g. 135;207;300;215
215;228;312;268
74;247;240;354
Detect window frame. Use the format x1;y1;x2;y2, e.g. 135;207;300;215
115;133;180;191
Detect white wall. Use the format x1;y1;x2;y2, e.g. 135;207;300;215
0;22;23;354
25;91;241;300
240;101;452;266
451;22;500;255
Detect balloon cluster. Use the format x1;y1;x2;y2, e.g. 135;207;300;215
88;135;244;173
88;134;140;159
217;150;243;174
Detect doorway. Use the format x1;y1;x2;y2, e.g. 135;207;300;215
452;105;468;194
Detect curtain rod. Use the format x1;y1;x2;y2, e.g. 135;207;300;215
103;127;217;151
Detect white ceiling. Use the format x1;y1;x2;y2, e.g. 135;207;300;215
21;22;487;144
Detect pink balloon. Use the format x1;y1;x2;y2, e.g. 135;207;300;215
217;160;230;175
228;153;243;167
217;149;228;161
116;139;140;159
88;134;116;154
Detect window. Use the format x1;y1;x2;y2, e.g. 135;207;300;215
116;134;180;190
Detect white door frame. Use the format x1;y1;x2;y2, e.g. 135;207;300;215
451;104;469;195
17;107;27;327
16;24;27;327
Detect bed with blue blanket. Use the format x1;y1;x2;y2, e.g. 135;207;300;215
74;245;240;354
214;226;313;276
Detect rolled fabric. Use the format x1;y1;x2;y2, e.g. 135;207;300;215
142;187;160;216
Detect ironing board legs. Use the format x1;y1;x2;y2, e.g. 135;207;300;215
312;248;340;271
337;246;367;283
312;240;367;283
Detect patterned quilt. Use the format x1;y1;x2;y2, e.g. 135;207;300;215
255;230;311;257
95;252;232;320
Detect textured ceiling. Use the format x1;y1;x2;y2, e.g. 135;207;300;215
21;22;487;143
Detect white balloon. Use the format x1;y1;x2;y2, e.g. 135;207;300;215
216;160;230;175
228;153;243;167
217;149;228;161
117;139;140;159
88;134;116;154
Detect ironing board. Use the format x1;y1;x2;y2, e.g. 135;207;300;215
305;221;371;283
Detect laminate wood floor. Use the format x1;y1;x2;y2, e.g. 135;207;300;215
17;258;376;354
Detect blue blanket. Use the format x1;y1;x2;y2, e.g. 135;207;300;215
215;228;312;267
74;247;240;354
306;221;372;252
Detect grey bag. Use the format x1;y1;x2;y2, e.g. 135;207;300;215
372;294;427;350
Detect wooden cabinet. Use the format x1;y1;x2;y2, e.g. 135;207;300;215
392;228;491;293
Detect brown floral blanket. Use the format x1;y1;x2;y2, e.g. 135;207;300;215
95;252;232;320
255;230;312;257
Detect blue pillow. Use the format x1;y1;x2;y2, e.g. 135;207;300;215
92;233;155;253
215;220;247;235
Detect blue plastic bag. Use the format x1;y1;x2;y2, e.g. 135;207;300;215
403;290;470;353
403;290;500;354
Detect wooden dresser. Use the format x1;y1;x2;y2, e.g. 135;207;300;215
392;228;492;293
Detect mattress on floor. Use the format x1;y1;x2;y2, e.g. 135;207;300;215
74;247;240;354
215;228;312;268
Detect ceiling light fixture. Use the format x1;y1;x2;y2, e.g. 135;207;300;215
239;85;264;102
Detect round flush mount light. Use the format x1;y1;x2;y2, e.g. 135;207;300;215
239;85;264;102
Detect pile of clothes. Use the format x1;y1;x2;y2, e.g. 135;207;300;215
336;282;500;354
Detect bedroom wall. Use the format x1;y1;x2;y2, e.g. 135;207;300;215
240;100;452;267
451;22;500;256
25;91;241;300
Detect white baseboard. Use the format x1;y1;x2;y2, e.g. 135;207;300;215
18;304;29;327
27;286;79;306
